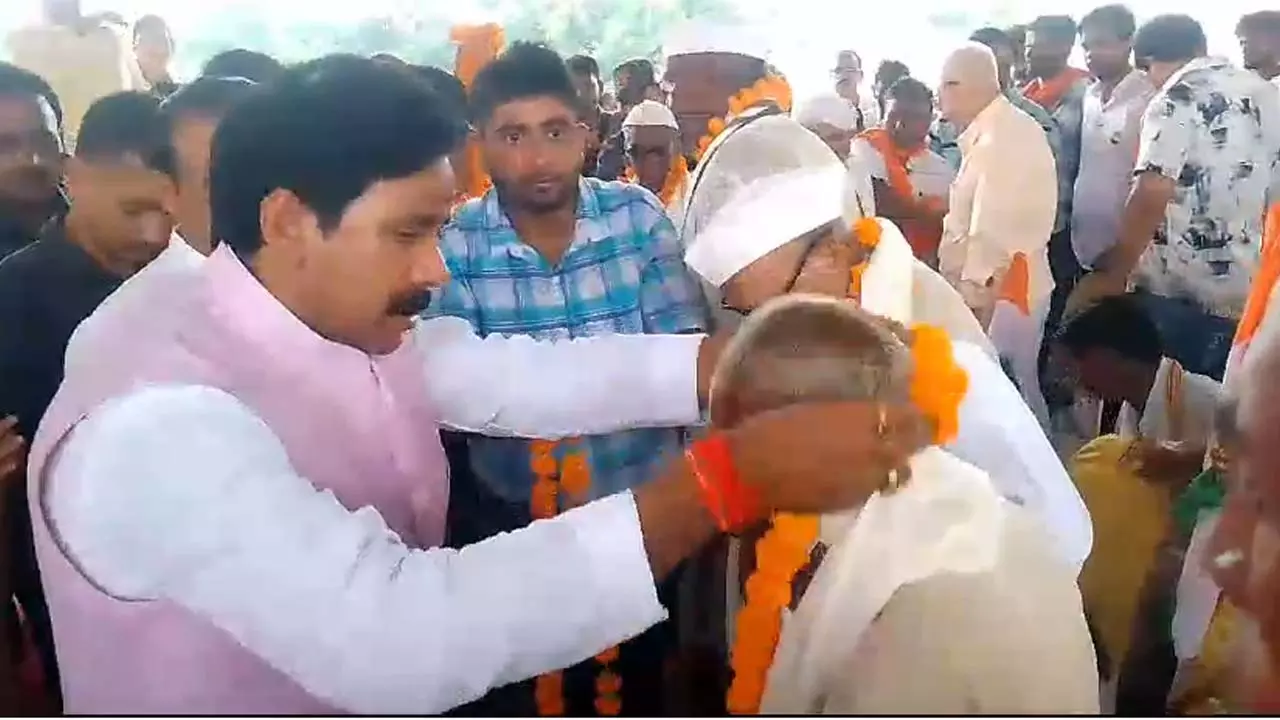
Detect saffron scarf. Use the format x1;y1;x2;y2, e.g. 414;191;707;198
1022;67;1089;111
857;128;943;260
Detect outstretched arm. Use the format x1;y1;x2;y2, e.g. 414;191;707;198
417;316;720;439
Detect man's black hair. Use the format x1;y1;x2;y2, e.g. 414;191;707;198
613;58;656;86
1081;4;1138;41
201;49;284;84
160;76;257;122
209;54;466;257
875;59;911;81
75;91;170;175
1029;15;1080;44
468;42;580;126
1055;294;1163;364
0;62;64;132
884;76;933;105
1133;14;1208;64
1237;10;1280;37
566;54;600;79
409;65;468;117
133;13;168;40
969;26;1015;53
157;77;257;181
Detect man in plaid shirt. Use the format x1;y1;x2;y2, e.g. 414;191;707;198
425;41;708;716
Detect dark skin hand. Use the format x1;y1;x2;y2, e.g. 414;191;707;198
634;401;928;580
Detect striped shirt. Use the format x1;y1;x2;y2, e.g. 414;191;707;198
426;177;708;505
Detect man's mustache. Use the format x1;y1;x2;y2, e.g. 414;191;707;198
388;291;432;317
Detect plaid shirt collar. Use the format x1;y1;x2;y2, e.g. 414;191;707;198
477;176;612;263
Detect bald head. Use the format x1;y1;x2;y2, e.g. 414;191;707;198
938;43;1002;129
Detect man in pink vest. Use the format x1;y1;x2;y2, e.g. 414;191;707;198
28;55;926;714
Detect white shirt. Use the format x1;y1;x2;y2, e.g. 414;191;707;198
1116;356;1220;445
1071;71;1156;269
939;95;1058;306
47;280;705;713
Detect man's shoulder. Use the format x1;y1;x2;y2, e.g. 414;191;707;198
589;177;666;218
0;239;59;285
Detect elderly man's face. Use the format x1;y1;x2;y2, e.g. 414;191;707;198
720;221;859;315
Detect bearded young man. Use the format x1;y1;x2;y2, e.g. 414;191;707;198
29;55;920;715
427;43;709;714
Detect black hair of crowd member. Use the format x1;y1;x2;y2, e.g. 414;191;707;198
409;65;468;118
208;54;466;258
0;61;64;133
75;91;171;176
884;76;933;104
1054;293;1164;364
467;42;582;126
1080;4;1137;41
201;49;285;85
1133;14;1207;64
1237;10;1280;37
969;26;1015;54
1029;14;1080;44
565;54;601;80
156;76;257;180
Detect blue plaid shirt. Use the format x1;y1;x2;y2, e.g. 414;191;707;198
426;177;709;506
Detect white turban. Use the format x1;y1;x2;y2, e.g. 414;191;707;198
793;93;861;132
682;115;845;289
663;19;771;61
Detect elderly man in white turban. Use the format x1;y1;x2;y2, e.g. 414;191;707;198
936;43;1058;429
793;92;861;161
682;112;1099;713
682;112;1091;571
620;99;688;214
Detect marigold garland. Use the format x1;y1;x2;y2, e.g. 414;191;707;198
529;440;621;716
695;75;794;162
623;156;689;207
727;513;820;715
726;216;968;714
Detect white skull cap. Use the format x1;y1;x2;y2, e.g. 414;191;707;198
794;92;861;132
682;115;845;288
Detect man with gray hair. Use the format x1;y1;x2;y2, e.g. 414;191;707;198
936;42;1058;429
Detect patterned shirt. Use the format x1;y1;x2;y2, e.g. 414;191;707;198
1132;56;1280;318
426;177;709;505
930;89;1067;233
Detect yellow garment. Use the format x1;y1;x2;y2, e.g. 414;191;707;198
1071;435;1171;668
1170;600;1243;715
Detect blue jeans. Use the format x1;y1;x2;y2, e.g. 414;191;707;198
1133;292;1235;381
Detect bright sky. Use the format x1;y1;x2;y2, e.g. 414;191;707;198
2;0;1276;99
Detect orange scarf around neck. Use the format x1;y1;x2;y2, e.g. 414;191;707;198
1022;67;1089;110
858;128;942;260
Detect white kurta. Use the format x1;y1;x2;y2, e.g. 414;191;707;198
1116;357;1221;446
47;308;704;713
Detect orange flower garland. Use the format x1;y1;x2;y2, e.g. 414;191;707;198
529;440;621;716
450;24;504;201
623;156;689;207
695;75;794;162
726;216;967;714
726;513;820;715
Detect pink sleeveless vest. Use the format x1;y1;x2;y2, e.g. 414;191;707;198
27;245;449;714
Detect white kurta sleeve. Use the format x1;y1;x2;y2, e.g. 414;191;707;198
47;384;667;714
415;315;704;438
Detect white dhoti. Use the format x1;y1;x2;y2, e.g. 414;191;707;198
988;294;1052;430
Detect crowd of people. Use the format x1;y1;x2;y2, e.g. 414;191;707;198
1;0;1280;714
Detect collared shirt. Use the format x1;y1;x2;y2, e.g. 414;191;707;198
428;177;708;504
938;95;1058;305
1039;76;1089;231
1116;356;1220;445
930;89;1065;234
1072;71;1157;268
1133;56;1280;318
47;314;705;712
